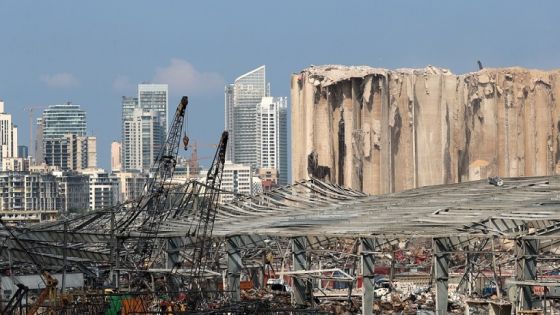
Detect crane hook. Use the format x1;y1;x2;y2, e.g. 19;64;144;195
183;133;190;150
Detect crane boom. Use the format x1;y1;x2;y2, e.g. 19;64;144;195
118;96;188;232
189;131;228;281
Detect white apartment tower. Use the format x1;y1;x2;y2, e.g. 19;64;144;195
219;161;253;204
224;66;267;167
122;108;163;172
0;101;19;162
81;169;120;211
121;85;168;172
257;97;288;185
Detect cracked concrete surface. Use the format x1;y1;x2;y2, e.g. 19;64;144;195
291;65;560;194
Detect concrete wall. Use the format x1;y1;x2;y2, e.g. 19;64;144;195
291;65;560;194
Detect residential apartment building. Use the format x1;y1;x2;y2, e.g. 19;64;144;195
224;67;289;186
53;171;90;214
138;84;168;132
0;172;58;222
1;157;30;172
37;103;96;169
114;171;146;202
81;169;120;211
219;161;253;203
43;134;96;171
0;101;18;163
256;97;288;185
121;84;168;172
122;108;163;172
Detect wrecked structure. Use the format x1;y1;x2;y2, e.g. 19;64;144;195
3;175;560;314
291;65;560;194
3;76;560;314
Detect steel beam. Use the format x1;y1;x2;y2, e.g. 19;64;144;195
292;236;310;306
166;237;183;269
360;238;376;315
515;238;539;311
434;238;451;315
226;236;243;301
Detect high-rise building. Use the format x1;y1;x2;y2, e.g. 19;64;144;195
122;108;163;172
17;145;28;158
224;66;267;167
224;84;235;160
41;103;86;139
0;101;19;162
257;97;288;185
38;103;90;167
114;171;146;202
0;172;58;222
34;117;44;164
81;169;120;211
43;137;70;170
111;141;122;171
80;136;97;169
121;85;167;172
53;171;90;214
219;161;253;204
121;96;138;121
138;84;168;131
43;134;96;171
224;67;289;185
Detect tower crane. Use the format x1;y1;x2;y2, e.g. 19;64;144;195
186;140;218;176
189;131;228;280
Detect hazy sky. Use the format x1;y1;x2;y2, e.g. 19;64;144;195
1;1;559;170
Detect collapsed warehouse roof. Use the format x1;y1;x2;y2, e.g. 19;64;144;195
2;176;560;313
160;176;560;239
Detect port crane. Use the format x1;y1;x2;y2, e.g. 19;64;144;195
109;95;229;298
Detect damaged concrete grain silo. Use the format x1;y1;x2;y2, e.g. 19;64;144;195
291;65;560;194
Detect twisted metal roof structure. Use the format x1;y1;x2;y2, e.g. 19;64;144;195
2;176;560;266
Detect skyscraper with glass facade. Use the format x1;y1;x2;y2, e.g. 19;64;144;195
138;84;168;132
224;66;267;168
38;103;96;169
41;103;86;139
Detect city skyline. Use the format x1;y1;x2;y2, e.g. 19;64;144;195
2;1;559;174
